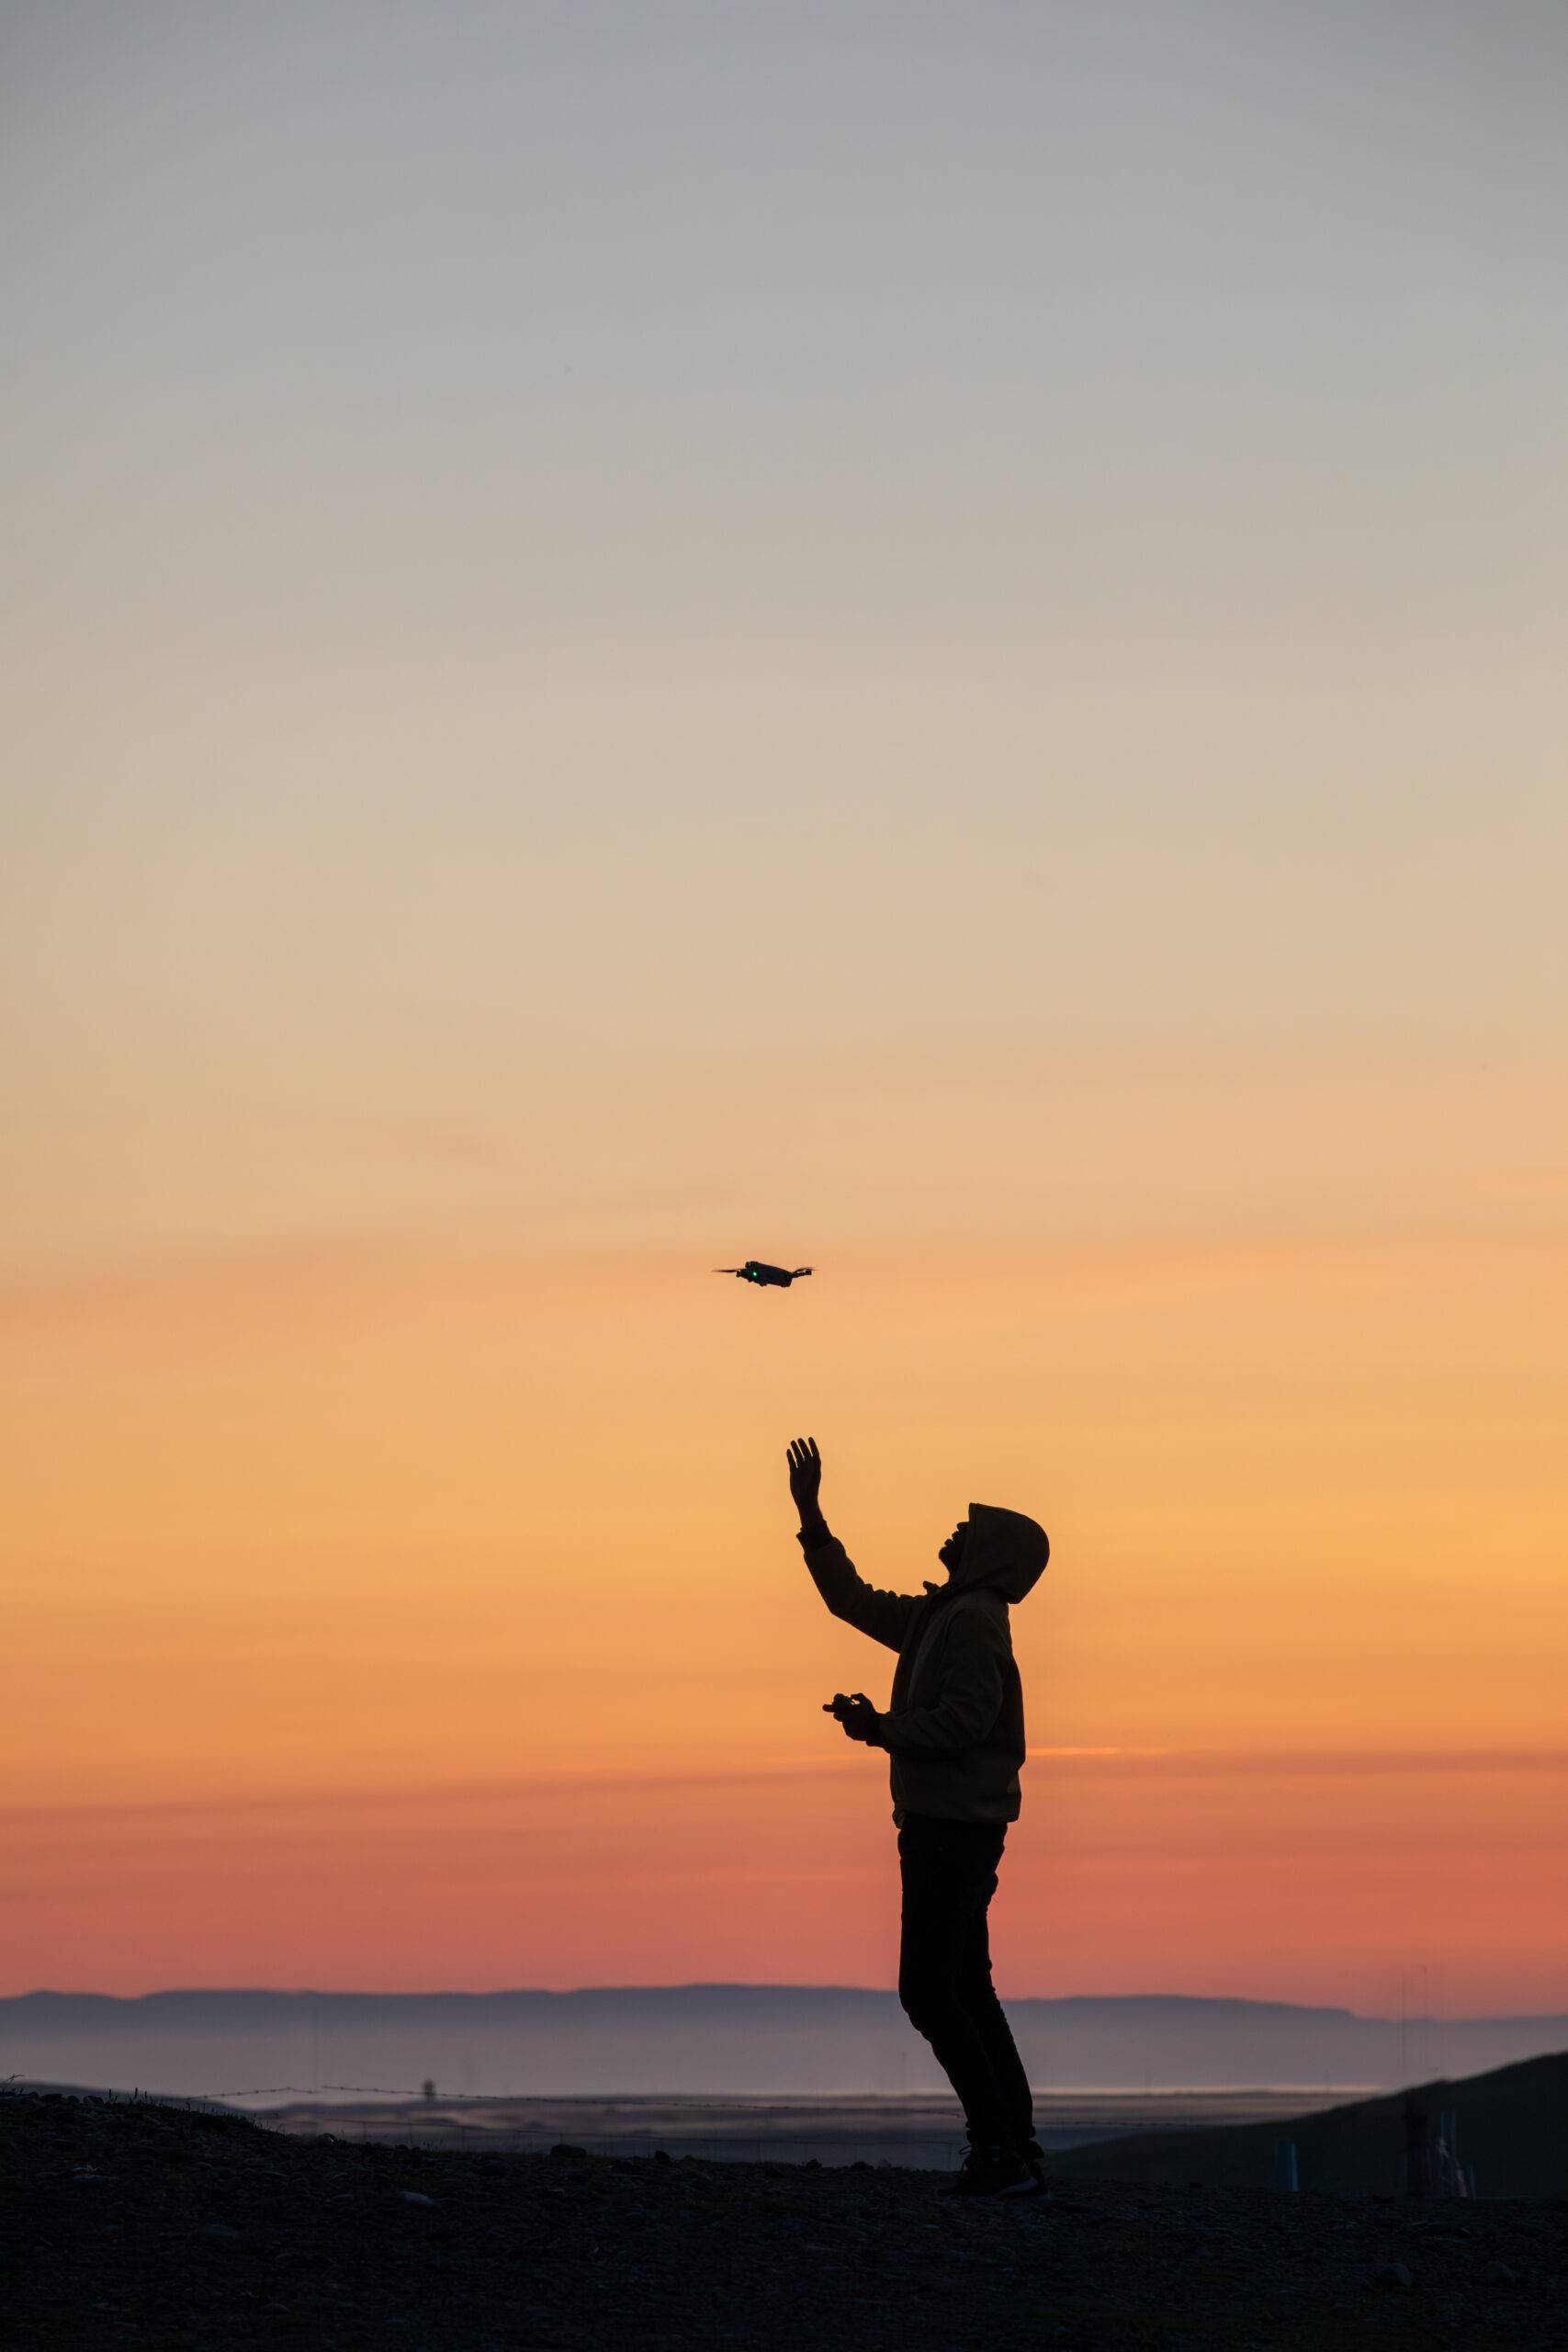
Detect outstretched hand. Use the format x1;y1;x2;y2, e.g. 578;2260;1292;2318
786;1435;822;1515
823;1691;880;1744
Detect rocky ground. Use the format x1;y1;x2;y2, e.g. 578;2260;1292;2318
3;2087;1562;2350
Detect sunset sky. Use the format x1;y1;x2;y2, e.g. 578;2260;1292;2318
4;4;1565;2018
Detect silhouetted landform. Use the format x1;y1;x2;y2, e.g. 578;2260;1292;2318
217;2087;1351;2166
4;2085;1562;2352
1050;2054;1568;2201
6;1986;1562;2101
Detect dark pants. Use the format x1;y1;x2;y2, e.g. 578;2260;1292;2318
897;1812;1033;2149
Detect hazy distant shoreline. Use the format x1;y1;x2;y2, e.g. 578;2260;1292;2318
2;2084;1358;2168
5;1987;1562;2109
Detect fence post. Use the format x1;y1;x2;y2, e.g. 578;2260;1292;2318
1273;2142;1299;2192
1402;2097;1432;2196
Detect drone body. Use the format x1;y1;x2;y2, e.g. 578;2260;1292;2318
714;1261;814;1288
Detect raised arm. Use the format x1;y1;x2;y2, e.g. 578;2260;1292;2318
787;1435;920;1653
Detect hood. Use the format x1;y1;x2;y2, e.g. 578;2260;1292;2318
928;1502;1049;1605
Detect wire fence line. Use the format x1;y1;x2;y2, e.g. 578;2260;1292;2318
2;2077;972;2166
7;2075;966;2107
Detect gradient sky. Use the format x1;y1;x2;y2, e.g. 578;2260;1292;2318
4;3;1566;2016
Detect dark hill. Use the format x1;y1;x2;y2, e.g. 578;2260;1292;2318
1052;2052;1568;2199
3;2081;1562;2351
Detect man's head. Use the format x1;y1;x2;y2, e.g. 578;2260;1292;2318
937;1519;970;1578
931;1505;1050;1605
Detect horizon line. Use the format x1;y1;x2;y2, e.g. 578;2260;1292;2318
6;1983;1565;2027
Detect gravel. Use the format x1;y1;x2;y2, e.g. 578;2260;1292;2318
4;2087;1562;2350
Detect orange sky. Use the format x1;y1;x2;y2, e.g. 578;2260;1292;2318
6;1229;1565;2010
5;7;1566;2016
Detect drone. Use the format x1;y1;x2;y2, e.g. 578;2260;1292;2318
714;1261;814;1288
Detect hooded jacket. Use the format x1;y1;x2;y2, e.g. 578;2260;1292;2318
800;1504;1050;1825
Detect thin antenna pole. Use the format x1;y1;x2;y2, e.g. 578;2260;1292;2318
1421;1962;1430;2084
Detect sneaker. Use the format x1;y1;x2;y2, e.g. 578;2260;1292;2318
947;2140;1045;2199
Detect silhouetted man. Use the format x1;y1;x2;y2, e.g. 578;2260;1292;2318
786;1435;1050;2199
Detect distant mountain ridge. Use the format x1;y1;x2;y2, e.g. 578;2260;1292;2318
19;1986;1561;2020
5;1987;1562;2099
